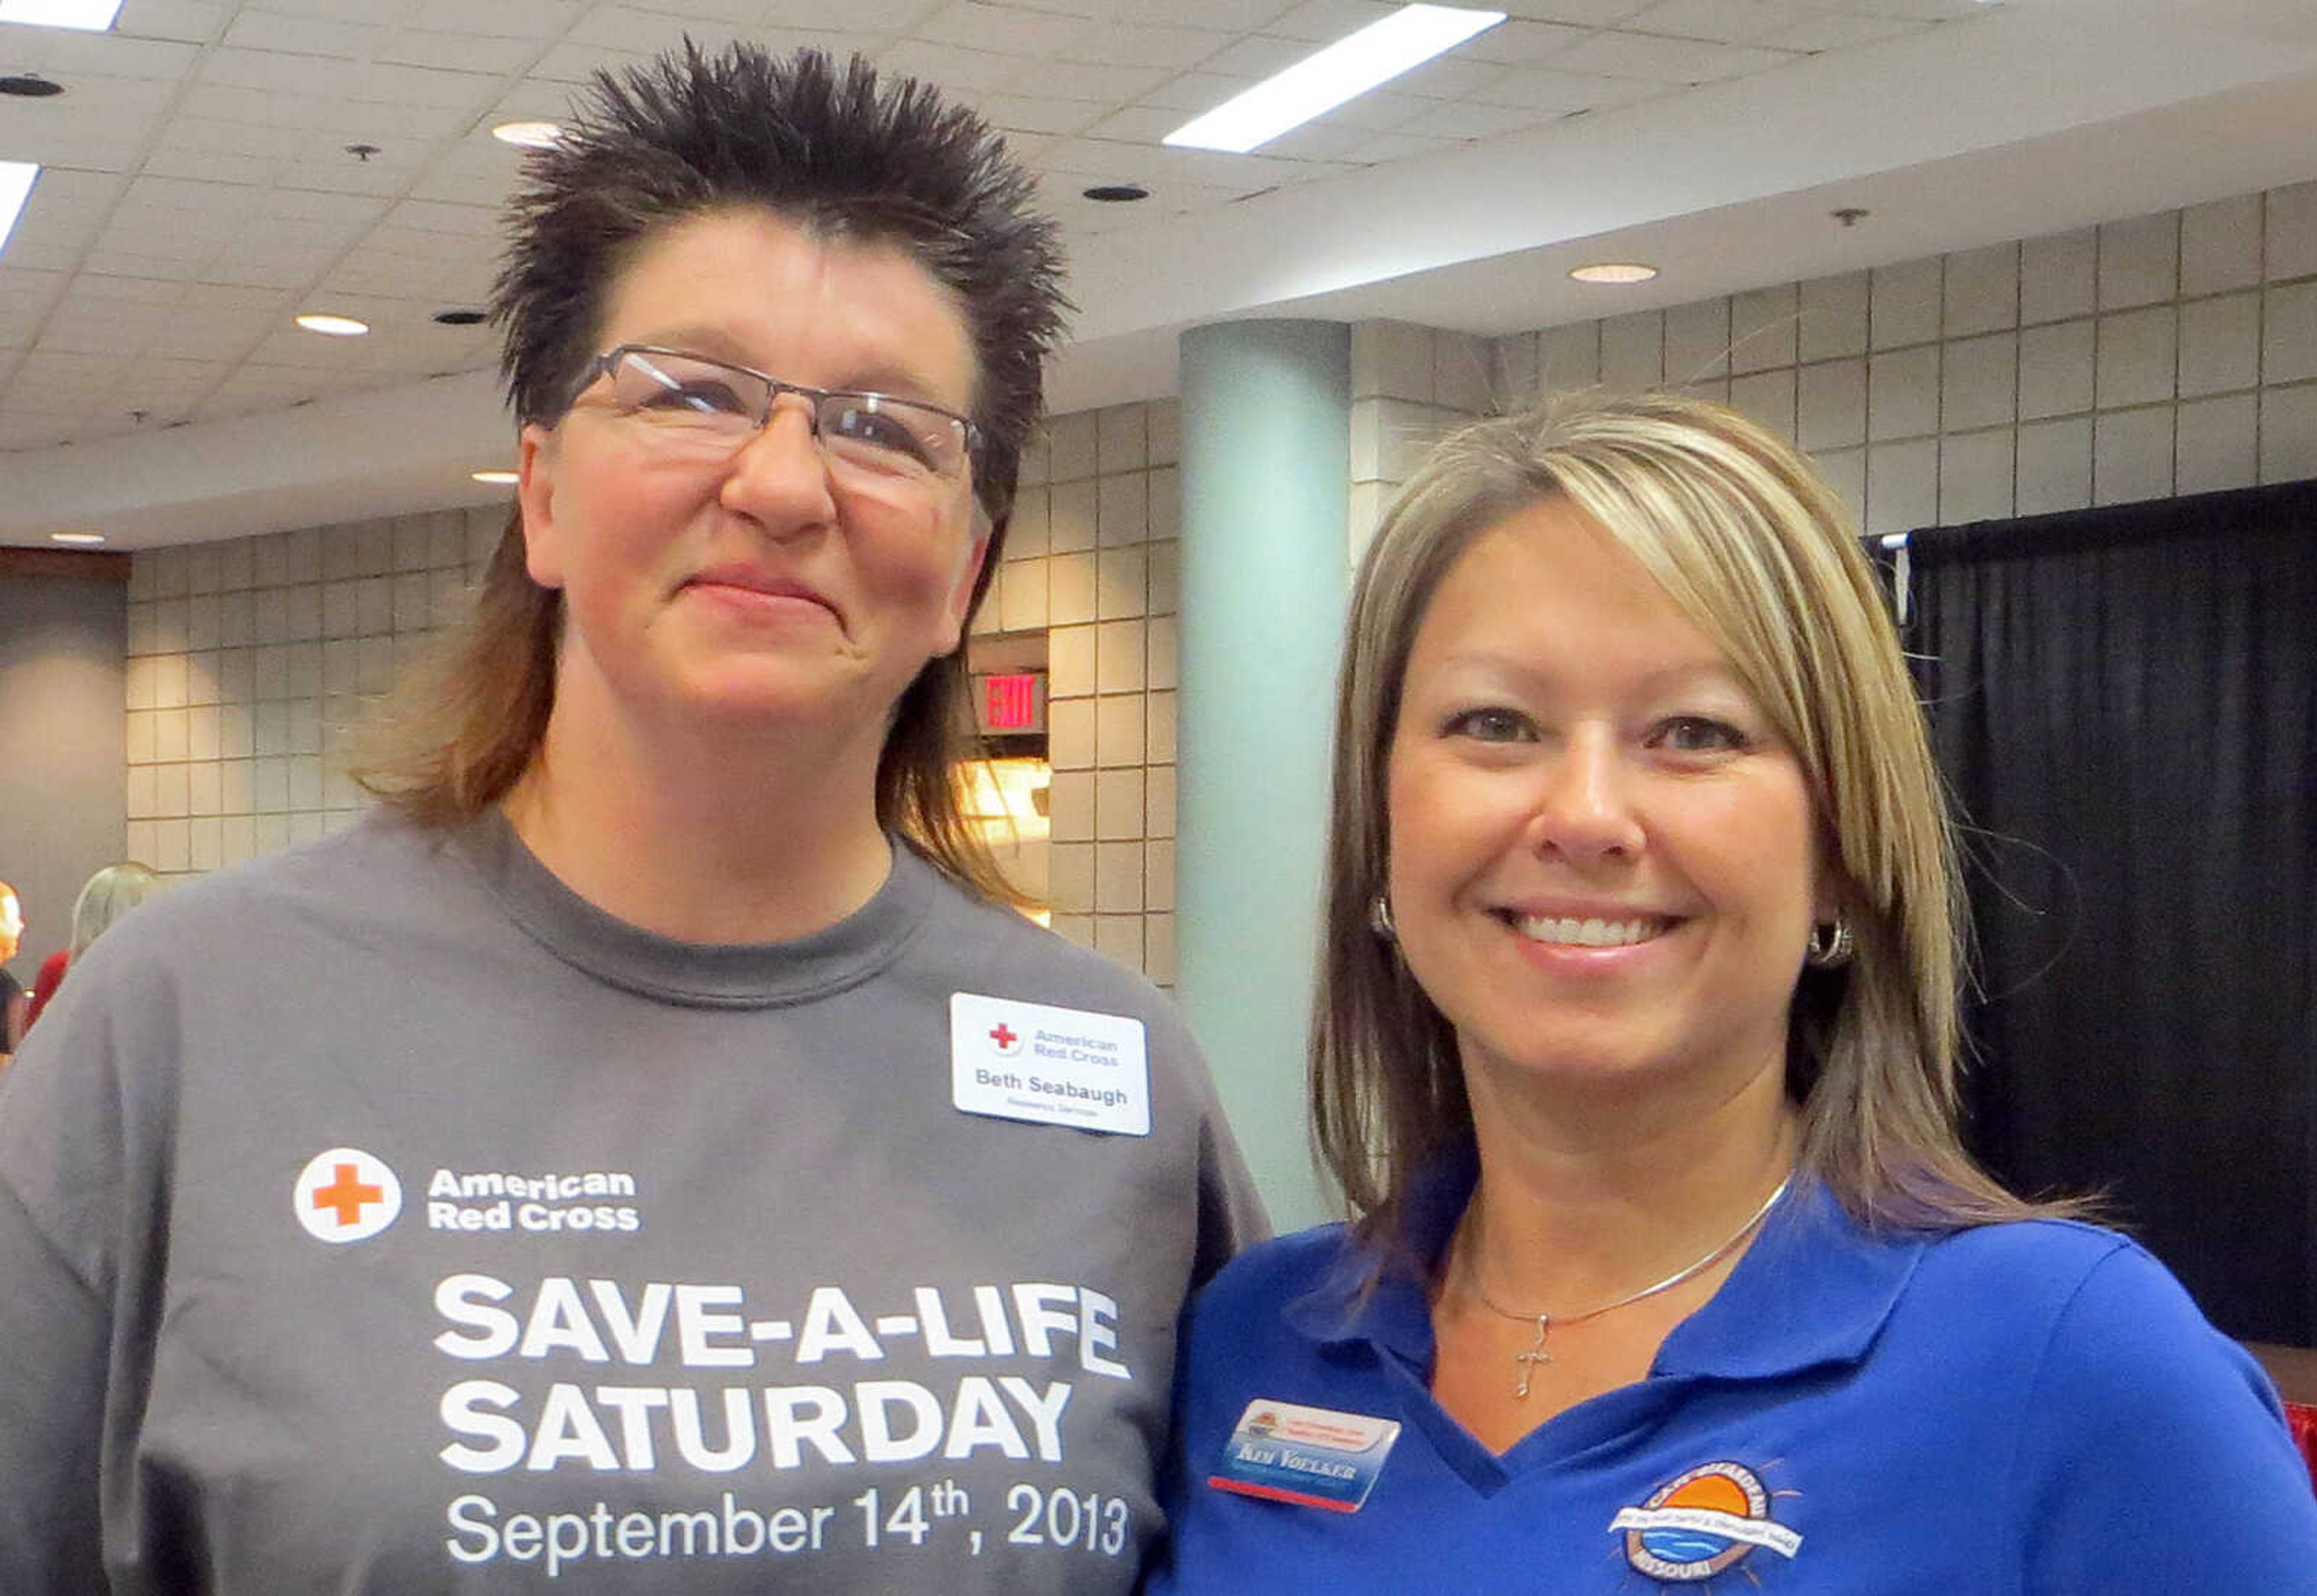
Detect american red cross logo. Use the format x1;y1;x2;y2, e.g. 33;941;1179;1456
293;1146;402;1244
990;1023;1018;1049
312;1162;383;1227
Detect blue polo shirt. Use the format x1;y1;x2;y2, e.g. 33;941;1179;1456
1151;1158;2317;1592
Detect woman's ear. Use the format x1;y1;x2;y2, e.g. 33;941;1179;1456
516;424;566;591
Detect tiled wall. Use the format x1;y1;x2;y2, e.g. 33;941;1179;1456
121;508;501;880
1493;182;2317;535
1348;321;1494;560
982;398;1180;984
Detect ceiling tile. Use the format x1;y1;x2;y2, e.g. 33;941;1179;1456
1261;0;1394;43
1755;11;1919;50
1551;28;1794;80
376;27;548;74
965;94;1110;136
1457;17;1591;62
1466;62;1661;110
63;273;186;305
116;0;234;42
1335;129;1463;164
1196;34;1308;77
875;40;1025;93
1106;0;1287;29
915;2;1099;57
408;0;583;39
139;147;278;185
1384;54;1515;100
221;8;388;56
1626;0;1810;44
1829;0;1980;18
1391;98;1542;140
1006;56;1173;101
1495;0;1651;21
1058;21;1238;71
198;46;368;96
6;29;203;77
383;199;501;238
1135;69;1256;113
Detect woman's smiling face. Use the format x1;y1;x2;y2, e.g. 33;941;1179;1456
1384;493;1831;1108
516;205;988;742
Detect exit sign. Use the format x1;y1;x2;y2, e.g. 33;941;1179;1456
977;672;1044;733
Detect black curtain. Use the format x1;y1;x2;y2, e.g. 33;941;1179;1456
1904;482;2317;1346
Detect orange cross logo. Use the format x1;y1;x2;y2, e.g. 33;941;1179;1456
311;1162;383;1227
293;1147;402;1243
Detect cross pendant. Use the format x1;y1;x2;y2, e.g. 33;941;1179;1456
1513;1314;1553;1399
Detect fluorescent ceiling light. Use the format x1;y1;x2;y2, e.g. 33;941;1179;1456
0;161;33;257
492;121;563;149
1165;3;1504;154
1569;262;1657;284
295;313;369;336
49;530;105;545
0;0;123;27
471;469;519;485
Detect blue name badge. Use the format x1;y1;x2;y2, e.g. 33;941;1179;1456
1207;1399;1401;1513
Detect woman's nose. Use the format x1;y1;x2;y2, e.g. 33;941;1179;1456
718;400;838;535
1526;728;1645;863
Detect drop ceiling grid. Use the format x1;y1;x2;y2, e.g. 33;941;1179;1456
0;0;1961;455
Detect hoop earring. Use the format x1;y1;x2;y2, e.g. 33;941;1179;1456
1805;919;1854;969
1369;895;1396;939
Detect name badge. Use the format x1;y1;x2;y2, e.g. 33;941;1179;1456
1207;1399;1400;1513
950;993;1150;1137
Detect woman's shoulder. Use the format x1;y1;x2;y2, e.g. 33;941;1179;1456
1909;1217;2261;1396
1192;1222;1362;1320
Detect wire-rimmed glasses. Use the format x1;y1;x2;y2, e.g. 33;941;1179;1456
564;345;982;492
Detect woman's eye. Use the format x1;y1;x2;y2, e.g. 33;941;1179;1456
1653;716;1749;754
640;380;750;417
1445;707;1534;743
826;403;938;468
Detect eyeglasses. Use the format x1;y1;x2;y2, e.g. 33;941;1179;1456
564;345;982;488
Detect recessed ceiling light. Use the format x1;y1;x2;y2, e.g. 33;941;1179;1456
492;120;563;150
471;469;520;485
1569;262;1658;285
1083;184;1149;203
295;313;369;337
433;307;488;326
0;162;36;258
48;530;105;545
1165;4;1504;154
0;74;65;98
0;0;124;30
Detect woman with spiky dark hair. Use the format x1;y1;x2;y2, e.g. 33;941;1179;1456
0;43;1260;1593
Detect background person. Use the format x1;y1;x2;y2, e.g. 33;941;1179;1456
0;43;1258;1593
25;860;162;1031
1152;392;2316;1591
0;880;24;1060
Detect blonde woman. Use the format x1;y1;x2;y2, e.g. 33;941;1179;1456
25;860;161;1029
1152;392;2315;1591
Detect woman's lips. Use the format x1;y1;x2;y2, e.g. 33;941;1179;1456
684;567;842;626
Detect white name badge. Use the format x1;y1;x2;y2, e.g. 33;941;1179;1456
950;993;1151;1136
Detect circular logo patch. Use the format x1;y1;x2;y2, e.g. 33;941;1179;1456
293;1146;402;1243
1615;1460;1802;1582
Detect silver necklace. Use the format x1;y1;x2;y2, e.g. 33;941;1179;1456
1460;1175;1793;1399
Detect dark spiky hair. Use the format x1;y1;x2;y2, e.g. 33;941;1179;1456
494;40;1068;530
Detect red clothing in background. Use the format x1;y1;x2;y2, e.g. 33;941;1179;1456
25;950;66;1028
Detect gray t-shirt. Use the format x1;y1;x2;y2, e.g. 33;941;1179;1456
0;811;1263;1592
